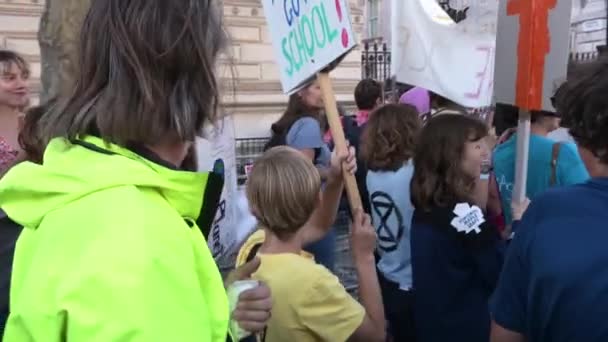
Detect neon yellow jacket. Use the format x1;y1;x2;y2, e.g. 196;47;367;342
0;136;229;341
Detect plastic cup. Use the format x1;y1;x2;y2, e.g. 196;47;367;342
227;280;260;340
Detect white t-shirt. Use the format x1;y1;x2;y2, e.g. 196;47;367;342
548;128;575;143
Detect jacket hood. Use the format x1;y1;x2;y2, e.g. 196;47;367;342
0;136;209;228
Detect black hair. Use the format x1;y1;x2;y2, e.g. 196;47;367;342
354;79;382;110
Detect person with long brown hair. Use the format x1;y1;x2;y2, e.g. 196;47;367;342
0;1;270;341
409;114;504;342
265;80;344;272
360;104;421;342
267;80;330;169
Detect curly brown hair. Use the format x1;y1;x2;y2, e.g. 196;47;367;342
411;114;487;211
361;104;421;172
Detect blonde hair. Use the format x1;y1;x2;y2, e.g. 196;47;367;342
246;146;321;239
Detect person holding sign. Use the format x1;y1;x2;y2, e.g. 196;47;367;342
491;107;588;232
261;0;362;224
0;1;271;341
266;81;340;271
242;146;385;342
410;115;507;342
490;57;608;342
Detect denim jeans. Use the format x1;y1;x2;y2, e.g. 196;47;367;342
304;228;337;271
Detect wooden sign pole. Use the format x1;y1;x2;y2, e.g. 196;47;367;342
512;110;531;204
317;72;363;213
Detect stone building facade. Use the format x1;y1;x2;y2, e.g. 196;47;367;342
0;0;42;102
571;0;607;53
0;0;365;138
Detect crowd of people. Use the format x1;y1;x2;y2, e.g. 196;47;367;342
1;1;608;342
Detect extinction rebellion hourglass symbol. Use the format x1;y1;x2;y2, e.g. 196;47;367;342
371;192;405;253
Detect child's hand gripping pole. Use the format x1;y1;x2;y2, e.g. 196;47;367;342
316;72;363;213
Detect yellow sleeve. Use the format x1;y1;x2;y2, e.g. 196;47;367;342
235;229;265;267
297;268;365;342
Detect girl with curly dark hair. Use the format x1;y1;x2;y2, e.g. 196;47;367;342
360;103;421;342
410;114;504;342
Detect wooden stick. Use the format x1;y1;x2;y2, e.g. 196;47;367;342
512;110;531;204
316;72;363;213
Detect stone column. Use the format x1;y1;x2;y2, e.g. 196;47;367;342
38;0;90;102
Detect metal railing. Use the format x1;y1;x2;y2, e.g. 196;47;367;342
235;137;268;186
361;41;391;83
361;41;397;101
569;51;600;64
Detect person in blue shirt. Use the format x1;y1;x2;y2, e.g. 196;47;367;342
491;56;608;342
360;104;422;342
410;114;506;342
492;109;589;226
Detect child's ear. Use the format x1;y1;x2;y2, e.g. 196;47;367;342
317;191;323;206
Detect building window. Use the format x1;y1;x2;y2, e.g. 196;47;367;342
367;0;379;38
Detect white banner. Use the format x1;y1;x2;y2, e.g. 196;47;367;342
391;0;498;107
262;0;357;94
196;116;256;270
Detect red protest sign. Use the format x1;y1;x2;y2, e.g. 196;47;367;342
507;0;557;110
494;0;572;111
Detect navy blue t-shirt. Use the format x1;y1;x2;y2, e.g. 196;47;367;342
411;203;504;342
491;178;608;341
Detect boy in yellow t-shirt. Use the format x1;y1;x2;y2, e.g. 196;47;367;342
239;146;386;342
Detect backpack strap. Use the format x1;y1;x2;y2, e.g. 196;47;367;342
245;242;263;263
198;160;225;239
550;143;561;186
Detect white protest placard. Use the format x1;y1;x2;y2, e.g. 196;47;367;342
196;116;256;271
493;0;573;111
261;0;357;94
261;0;363;210
390;0;498;108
